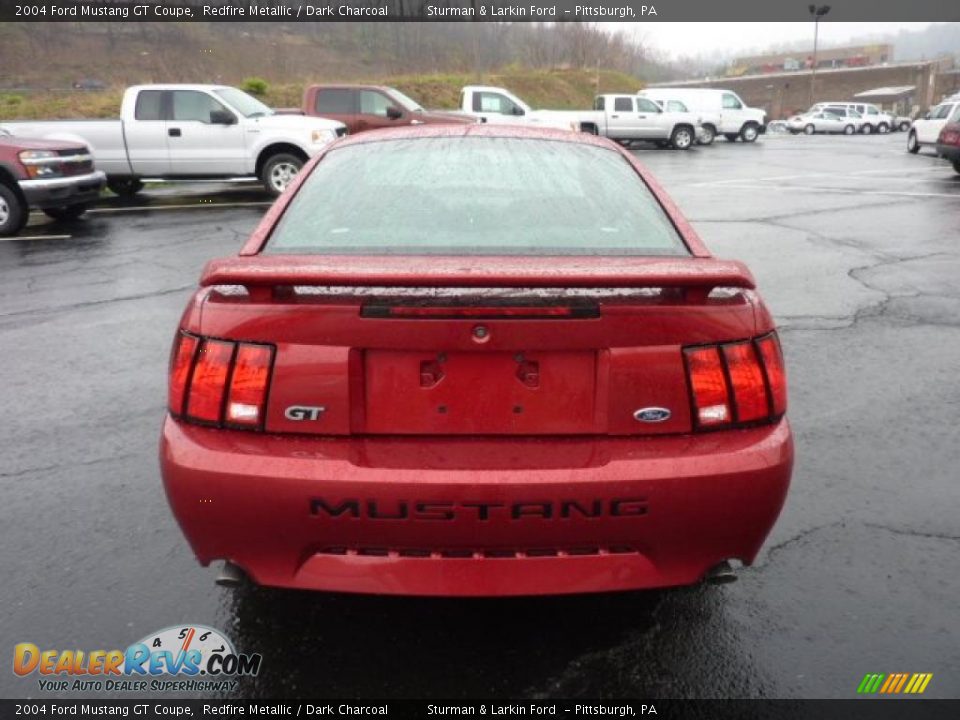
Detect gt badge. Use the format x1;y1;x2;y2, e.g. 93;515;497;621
285;406;326;421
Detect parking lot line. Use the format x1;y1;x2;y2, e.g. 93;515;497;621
88;201;273;214
2;234;73;242
718;183;960;199
689;164;951;188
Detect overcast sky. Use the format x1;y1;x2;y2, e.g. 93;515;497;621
616;22;939;59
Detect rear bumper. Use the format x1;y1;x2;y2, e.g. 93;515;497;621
19;171;105;208
935;143;960;161
160;418;793;596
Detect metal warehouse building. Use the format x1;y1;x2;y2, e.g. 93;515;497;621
651;58;958;120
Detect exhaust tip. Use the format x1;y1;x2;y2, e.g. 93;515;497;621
215;560;246;588
705;560;738;585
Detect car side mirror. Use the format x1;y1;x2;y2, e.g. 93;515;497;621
512;106;525;116
923;112;931;120
386;107;403;120
210;110;237;125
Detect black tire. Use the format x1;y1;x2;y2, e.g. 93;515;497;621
0;183;27;237
860;123;874;135
107;178;144;198
670;126;694;150
43;204;88;221
740;123;759;143
697;125;716;146
804;124;815;135
843;125;855;135
724;133;739;142
877;122;890;134
907;131;920;154
953;159;960;175
899;121;911;132
261;153;305;196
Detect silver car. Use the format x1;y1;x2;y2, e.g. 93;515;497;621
787;111;860;135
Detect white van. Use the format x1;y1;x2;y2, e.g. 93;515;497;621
639;88;767;143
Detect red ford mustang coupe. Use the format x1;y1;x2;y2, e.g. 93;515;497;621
160;125;792;596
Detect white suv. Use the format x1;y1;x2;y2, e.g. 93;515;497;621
907;98;960;154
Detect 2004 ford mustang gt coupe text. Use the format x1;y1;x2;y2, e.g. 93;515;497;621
160;125;793;596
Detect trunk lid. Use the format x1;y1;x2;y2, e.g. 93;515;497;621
197;256;759;437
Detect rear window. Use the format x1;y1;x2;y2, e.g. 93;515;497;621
315;89;354;115
265;137;688;257
135;91;163;121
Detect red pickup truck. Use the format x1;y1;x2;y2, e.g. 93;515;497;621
0;132;106;236
301;84;472;135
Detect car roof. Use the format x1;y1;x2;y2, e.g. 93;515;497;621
308;84;391;92
330;123;621;151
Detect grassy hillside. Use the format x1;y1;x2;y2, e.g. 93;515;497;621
0;68;642;120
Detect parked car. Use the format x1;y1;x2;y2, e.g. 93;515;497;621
302;84;473;134
0;131;106;236
0;85;346;197
638;88;767;143
809;102;894;134
907;98;960;154
814;105;868;132
159;124;793;596
935;122;960;174
893;115;913;132
786;111;860;135
638;95;720;145
581;94;702;149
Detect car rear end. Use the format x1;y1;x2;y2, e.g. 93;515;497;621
160;127;792;596
936;122;960;172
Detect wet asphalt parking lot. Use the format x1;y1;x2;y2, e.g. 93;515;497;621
1;132;958;701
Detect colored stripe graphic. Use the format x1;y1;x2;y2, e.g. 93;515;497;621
858;673;932;694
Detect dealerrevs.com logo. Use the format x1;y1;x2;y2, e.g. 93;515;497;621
13;624;262;693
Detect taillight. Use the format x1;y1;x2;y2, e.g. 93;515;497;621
684;346;731;427
168;333;198;416
167;331;274;430
684;331;787;430
756;333;787;417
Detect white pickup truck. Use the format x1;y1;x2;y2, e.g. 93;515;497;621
456;86;701;149
456;85;584;131
0;84;346;197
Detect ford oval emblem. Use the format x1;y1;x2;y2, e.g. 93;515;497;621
634;407;671;423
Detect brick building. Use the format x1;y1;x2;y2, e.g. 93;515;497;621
651;58;956;120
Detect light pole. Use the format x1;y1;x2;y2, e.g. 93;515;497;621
808;5;831;107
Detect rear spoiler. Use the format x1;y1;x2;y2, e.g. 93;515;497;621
200;256;756;292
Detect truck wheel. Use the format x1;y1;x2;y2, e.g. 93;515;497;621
724;133;739;142
804;124;815;135
877;122;890;134
740;123;759;142
697;125;716;145
0;184;27;237
899;121;911;132
262;153;304;196
670;126;694;150
107;178;144;198
860;123;873;135
43;204;88;222
843;125;855;135
907;131;920;154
